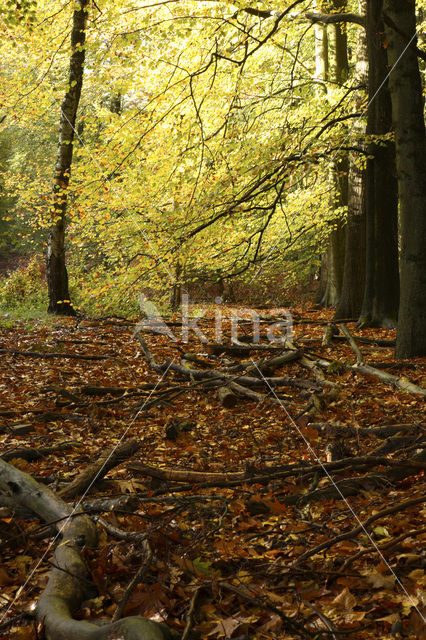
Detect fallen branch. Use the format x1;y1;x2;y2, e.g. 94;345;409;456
305;353;426;396
112;540;153;622
0;348;114;360
181;588;201;640
283;448;426;506
293;494;426;566
308;423;423;439
41;385;84;403
59;438;140;500
1;441;81;462
340;324;364;365
81;383;166;395
350;363;426;396
217;386;238;408
339;525;426;572
128;461;247;484
129;455;426;493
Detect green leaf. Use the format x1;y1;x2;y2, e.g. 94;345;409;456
373;526;390;538
193;557;213;575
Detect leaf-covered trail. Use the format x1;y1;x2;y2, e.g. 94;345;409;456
0;306;425;640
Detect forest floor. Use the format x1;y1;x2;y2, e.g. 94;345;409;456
0;304;425;640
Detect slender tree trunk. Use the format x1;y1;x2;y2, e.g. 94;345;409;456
384;0;426;357
47;0;89;315
335;0;367;320
169;261;182;311
314;21;328;85
319;6;348;308
359;0;399;328
314;3;330;304
316;252;328;304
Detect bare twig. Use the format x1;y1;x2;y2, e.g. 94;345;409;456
112;540;153;621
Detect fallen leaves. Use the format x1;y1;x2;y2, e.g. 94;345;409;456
0;308;425;639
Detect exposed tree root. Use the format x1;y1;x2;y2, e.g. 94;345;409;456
0;459;177;640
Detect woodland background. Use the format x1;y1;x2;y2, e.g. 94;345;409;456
0;2;425;640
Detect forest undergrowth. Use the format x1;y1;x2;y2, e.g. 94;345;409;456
0;304;425;640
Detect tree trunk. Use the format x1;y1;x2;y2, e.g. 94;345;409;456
319;6;348;308
314;20;328;85
314;2;330;304
359;0;399;328
320;220;346;307
47;0;89;315
335;1;367;320
384;0;426;357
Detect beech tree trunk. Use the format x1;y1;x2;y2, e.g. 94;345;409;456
47;0;89;315
384;0;426;357
335;0;367;320
319;6;348;308
359;0;399;328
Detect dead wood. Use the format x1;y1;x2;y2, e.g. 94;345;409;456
321;324;335;347
0;422;33;435
292;316;357;326
283;448;426;506
205;341;285;356
371;435;425;456
340;323;365;365
334;335;396;347
305;353;426;396
0;458;177;640
0;348;114;360
339;526;426;572
83;495;140;514
293;494;426;566
350;363;426;396
309;422;424;438
128;455;425;493
217;386;238;408
81;383;166;395
59;438;140;500
41;385;84;403
218;581;311;638
1;441;81;462
128;461;247;483
228;380;274;404
112;540;153;622
181;588;201;640
81;385;126;395
135;334;307;407
33;412;87;423
250;349;303;371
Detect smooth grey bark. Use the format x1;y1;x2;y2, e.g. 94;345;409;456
47;0;89;315
384;0;426;357
0;458;177;640
359;0;399;328
335;0;368;320
314;19;328;84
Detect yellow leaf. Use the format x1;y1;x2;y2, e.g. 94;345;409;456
332;587;357;610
